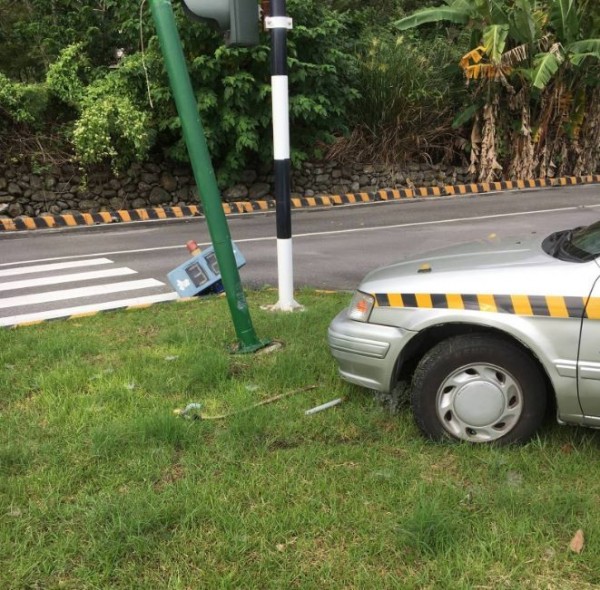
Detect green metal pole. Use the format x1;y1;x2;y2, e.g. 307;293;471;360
149;0;268;353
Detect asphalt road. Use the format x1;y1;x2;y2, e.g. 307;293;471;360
0;184;599;326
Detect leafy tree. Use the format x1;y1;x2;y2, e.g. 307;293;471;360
0;0;360;183
0;0;141;79
396;0;600;179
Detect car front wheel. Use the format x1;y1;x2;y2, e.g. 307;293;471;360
410;334;547;444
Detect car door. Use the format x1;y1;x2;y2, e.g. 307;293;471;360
578;273;600;423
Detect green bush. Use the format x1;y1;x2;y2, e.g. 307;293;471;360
329;31;466;164
145;0;360;183
0;0;360;183
0;73;48;126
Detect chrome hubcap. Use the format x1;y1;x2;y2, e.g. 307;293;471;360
436;363;523;442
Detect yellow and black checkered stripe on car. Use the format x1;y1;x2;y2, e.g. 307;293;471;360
373;293;600;319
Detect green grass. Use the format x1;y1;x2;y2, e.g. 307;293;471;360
1;290;600;589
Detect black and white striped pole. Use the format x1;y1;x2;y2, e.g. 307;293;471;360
265;0;302;311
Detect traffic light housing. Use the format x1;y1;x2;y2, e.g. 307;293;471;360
182;0;260;47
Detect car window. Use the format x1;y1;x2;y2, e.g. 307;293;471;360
571;222;600;255
543;222;600;262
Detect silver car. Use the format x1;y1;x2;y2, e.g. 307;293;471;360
328;222;600;444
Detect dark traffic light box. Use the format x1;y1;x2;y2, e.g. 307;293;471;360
182;0;260;47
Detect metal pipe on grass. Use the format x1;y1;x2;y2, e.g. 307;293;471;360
305;398;344;415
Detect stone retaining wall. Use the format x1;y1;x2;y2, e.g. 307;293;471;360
0;160;478;219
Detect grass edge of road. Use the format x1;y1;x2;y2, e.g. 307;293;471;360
1;289;600;589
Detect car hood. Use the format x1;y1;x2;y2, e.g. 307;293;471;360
360;233;597;297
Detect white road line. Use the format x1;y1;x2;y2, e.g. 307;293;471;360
0;257;113;276
2;203;600;267
0;267;137;292
0;279;165;310
0;293;180;327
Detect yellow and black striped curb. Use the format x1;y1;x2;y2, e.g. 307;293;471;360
1;174;598;232
0;205;204;232
374;292;600;319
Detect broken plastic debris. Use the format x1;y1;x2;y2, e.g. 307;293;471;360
174;403;203;420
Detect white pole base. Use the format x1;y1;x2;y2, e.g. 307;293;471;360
261;299;305;313
261;238;305;312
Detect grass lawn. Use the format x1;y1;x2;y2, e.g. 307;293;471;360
1;290;600;589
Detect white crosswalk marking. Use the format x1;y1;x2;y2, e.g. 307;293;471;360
0;267;137;292
0;258;113;276
0;279;164;309
0;257;177;327
0;293;180;327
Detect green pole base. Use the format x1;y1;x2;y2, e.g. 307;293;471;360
232;338;276;355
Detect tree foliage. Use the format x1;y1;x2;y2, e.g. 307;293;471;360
394;0;600;179
0;0;597;180
0;0;359;182
328;32;466;165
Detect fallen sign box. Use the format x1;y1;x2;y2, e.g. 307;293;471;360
167;241;246;297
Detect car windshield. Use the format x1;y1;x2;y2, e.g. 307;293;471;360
543;221;600;262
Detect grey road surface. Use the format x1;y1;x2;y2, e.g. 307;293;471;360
0;184;599;325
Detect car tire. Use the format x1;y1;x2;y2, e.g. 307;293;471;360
410;334;547;444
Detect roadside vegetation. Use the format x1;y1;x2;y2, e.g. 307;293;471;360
2;290;600;588
394;0;600;181
0;1;597;185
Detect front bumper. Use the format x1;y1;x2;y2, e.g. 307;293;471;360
328;309;417;392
